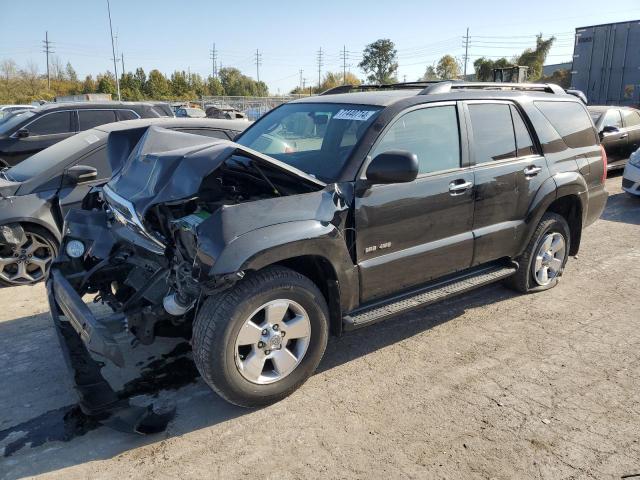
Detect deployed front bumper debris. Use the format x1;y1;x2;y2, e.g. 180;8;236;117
48;272;175;434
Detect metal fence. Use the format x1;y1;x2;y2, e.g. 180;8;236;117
197;95;312;120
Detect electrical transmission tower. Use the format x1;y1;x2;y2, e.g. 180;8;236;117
462;27;470;78
342;45;347;84
210;43;217;77
316;47;323;89
42;31;54;89
255;49;262;82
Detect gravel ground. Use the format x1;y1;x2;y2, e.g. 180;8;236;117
0;174;638;480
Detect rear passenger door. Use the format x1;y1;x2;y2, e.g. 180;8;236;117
355;103;475;302
77;110;118;131
621;109;640;158
465;101;549;265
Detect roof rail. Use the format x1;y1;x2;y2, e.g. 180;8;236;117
320;81;443;96
419;81;566;96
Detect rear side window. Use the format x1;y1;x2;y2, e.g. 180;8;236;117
78;110;117;131
116;110;139;121
534;101;597;148
27;111;73;135
510;105;536;157
622;110;640;128
468;103;516;163
602;109;623;129
372;105;460;174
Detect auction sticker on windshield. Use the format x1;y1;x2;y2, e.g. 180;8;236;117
333;109;377;121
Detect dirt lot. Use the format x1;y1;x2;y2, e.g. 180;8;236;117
0;174;639;480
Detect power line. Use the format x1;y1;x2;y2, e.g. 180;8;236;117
42;31;54;89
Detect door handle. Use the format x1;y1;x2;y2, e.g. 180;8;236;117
619;133;629;139
449;180;473;194
524;166;542;177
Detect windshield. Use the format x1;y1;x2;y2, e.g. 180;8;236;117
235;102;382;182
6;129;106;182
0;110;35;134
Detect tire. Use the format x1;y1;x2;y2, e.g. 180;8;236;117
0;224;58;287
504;212;571;293
192;266;329;407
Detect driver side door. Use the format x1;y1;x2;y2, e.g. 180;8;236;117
355;103;475;303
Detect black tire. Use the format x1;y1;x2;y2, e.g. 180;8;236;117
504;212;571;293
0;224;58;287
192;266;329;407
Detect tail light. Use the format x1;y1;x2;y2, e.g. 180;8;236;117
600;144;607;183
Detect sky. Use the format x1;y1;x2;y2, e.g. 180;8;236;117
1;0;640;94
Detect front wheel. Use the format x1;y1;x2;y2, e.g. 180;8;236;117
505;212;570;293
192;266;329;407
0;225;58;286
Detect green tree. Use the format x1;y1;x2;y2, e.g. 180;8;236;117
133;68;146;91
188;72;206;97
539;68;571;89
219;67;267;96
120;72;144;100
170;70;190;98
359;39;398;84
206;75;225;96
517;35;555;80
96;72;116;95
82;75;96;93
436;55;461;80
421;65;439;81
145;69;170;98
65;62;78;82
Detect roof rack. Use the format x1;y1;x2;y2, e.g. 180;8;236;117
320;81;443;96
419;81;565;95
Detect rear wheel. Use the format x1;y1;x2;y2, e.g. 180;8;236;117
192;266;329;407
505;213;570;293
0;225;58;286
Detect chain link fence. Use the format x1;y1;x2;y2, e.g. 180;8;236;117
196;95;312;120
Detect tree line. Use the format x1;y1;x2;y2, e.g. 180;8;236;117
0;59;268;104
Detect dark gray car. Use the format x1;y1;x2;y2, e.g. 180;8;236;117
0;117;249;286
588;105;640;169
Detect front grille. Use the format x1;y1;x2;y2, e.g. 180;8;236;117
622;178;634;189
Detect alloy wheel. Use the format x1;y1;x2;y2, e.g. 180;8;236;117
532;232;566;286
234;299;311;385
0;231;55;285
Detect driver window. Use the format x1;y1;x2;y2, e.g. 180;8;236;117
372;106;460;174
602;109;623;129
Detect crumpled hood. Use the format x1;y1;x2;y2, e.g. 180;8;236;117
0;177;21;198
106;126;324;217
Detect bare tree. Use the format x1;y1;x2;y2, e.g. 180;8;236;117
0;59;17;86
50;55;66;81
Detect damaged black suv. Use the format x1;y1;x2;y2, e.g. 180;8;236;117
48;82;608;417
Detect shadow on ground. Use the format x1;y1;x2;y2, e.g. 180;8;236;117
0;282;516;479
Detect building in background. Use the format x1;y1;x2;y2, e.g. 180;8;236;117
571;20;640;106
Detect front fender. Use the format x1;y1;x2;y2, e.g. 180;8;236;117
211;220;359;313
0;193;61;242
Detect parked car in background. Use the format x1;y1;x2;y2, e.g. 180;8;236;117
622;148;640;196
0;104;36;119
48;81;607;423
588;105;640;170
0;102;173;168
176;107;207;118
205;105;248;120
0;118;249;286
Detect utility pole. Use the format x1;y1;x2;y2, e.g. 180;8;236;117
463;27;470;78
121;52;125;75
302;78;307;96
210;43;217;77
255;49;262;82
342;45;347;84
42;31;54;89
316;47;323;89
106;0;121;100
299;69;303;92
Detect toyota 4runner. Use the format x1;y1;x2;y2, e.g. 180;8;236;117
47;82;608;429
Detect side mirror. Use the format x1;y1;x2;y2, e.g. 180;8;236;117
601;125;620;134
16;128;29;138
366;150;418;185
64;164;98;185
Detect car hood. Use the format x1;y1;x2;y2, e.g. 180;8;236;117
106;126;325;217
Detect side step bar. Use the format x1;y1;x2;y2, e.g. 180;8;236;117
343;265;516;330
